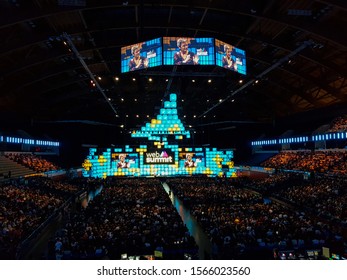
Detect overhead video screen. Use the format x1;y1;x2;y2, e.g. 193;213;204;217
121;38;162;73
215;39;247;75
163;37;215;66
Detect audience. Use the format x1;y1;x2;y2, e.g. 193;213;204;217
47;178;197;260
166;177;346;259
1;144;347;260
261;150;347;175
0;177;81;259
6;153;60;172
328;115;347;132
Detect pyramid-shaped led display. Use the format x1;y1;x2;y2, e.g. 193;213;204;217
131;93;190;141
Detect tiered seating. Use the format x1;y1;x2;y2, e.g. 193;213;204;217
5;153;60;173
261;150;347;175
0;155;35;180
328;116;347;132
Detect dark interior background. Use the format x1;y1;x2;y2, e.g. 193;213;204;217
1;0;346;167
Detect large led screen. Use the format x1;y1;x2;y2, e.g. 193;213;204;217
163;37;215;66
82;146;235;178
121;38;162;73
215;39;246;75
111;152;138;169
179;151;205;168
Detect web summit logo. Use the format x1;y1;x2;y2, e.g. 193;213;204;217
145;150;173;164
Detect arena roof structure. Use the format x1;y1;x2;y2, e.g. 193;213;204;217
0;0;346;146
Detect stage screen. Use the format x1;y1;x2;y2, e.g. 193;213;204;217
83;146;235;178
215;39;246;75
163;37;215;66
179;151;205;168
111;152;138;169
121;38;162;73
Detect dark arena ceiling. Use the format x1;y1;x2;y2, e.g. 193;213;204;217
0;0;347;148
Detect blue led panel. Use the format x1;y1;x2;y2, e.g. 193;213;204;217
83;146;235;178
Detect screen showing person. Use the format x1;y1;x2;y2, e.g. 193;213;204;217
163;37;215;65
222;45;237;71
174;38;199;65
184;153;201;168
129;45;148;71
215;39;247;75
121;38;162;73
117;154;132;168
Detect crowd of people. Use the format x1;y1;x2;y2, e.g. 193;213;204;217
236;173;347;222
5;153;60;173
328;115;347;132
273;176;347;222
166;177;346;259
261;150;347;175
47;178;197;260
1;151;346;260
0;177;81;259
